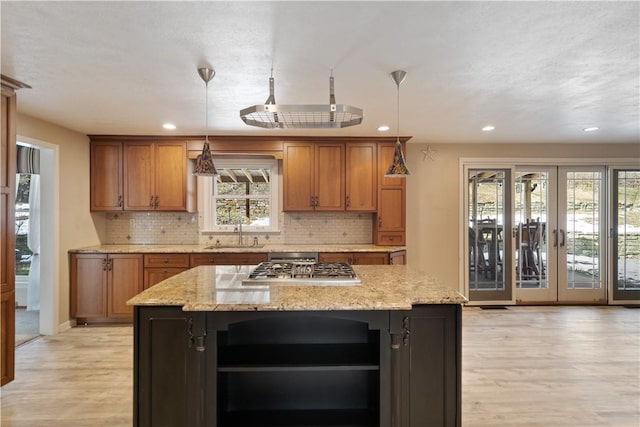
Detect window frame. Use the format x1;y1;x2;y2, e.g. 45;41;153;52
199;157;280;233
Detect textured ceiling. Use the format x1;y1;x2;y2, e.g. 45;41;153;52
1;1;639;144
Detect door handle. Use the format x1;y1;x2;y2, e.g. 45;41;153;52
553;229;558;247
560;229;566;247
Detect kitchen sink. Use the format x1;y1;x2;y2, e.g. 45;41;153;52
204;244;265;249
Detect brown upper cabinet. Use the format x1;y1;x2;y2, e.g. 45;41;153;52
373;142;406;245
345;142;377;212
90;141;123;210
90;139;195;212
283;142;376;212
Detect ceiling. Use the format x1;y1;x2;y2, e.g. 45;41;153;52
1;1;639;145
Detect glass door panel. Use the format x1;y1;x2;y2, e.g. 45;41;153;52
558;167;606;302
514;168;556;302
612;170;640;301
467;169;512;302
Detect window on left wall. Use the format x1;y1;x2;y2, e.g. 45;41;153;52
199;157;279;232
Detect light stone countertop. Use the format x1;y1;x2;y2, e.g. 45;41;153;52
127;265;466;311
69;244;405;254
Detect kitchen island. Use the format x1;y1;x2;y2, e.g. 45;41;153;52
128;265;466;427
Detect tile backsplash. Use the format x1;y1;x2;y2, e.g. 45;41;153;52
103;211;373;245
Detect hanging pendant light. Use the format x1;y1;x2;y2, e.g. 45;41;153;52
193;67;218;176
384;70;410;178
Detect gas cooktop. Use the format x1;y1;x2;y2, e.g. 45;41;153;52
242;261;361;286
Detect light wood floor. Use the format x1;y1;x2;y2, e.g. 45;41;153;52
1;306;638;427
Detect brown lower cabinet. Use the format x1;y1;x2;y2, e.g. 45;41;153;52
72;251;402;324
319;252;390;265
70;253;143;323
133;304;461;427
143;254;189;289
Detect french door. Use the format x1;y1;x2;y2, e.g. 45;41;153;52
466;165;607;304
514;166;606;303
612;169;640;302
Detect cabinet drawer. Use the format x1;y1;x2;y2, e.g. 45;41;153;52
353;252;389;265
190;253;268;267
144;267;189;289
376;232;405;246
144;254;189;268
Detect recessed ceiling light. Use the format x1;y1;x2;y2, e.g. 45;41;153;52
482;125;495;132
378;125;390;132
162;123;176;130
583;126;599;132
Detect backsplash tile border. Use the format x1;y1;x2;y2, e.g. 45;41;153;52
104;211;373;245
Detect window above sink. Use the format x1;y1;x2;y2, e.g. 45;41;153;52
198;157;280;233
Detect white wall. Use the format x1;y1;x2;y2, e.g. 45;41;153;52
405;142;640;290
16;113;104;329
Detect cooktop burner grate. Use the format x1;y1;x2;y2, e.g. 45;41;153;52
243;261;360;285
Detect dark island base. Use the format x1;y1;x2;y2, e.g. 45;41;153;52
133;305;461;427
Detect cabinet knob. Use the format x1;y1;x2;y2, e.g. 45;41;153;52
163;259;169;263
149;196;154;207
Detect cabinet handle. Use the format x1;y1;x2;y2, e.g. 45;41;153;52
163;259;169;263
345;195;350;208
117;195;123;207
154;195;159;209
310;196;314;208
149;196;154;207
102;259;107;271
107;259;113;271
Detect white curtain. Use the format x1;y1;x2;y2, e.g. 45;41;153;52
27;174;40;311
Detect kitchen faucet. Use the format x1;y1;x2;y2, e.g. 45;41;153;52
234;219;243;245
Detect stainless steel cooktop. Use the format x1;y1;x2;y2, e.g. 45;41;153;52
242;261;361;286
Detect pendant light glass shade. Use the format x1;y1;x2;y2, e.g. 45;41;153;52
384;70;410;178
193;67;218;176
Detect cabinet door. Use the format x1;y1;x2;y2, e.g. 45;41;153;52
346;142;376;211
154;142;188;211
378;188;405;231
70;254;108;320
107;254;143;319
390;250;407;265
315;143;345;211
124;142;155;210
283;142;315;211
392;305;461;427
90;141;123;211
353;252;389;265
1;290;15;385
135;307;205;427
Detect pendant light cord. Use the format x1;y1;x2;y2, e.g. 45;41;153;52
396;80;401;144
205;80;209;143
